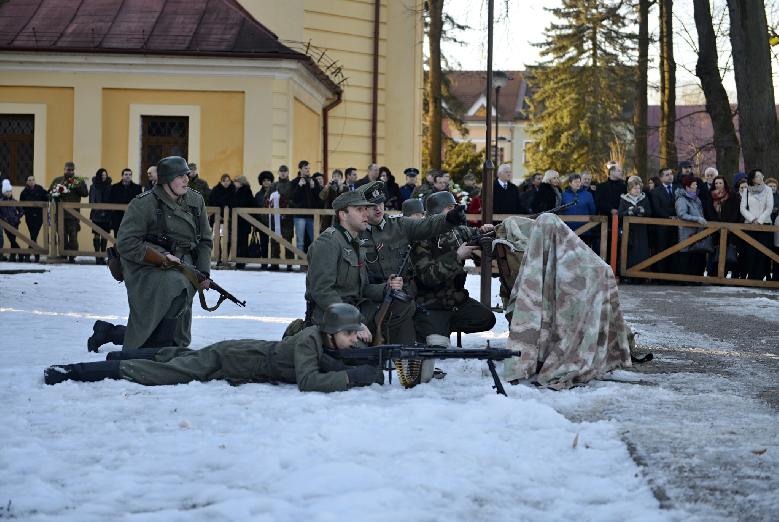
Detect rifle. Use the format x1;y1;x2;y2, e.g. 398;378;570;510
327;343;520;396
526;199;577;219
372;247;413;346
143;247;246;311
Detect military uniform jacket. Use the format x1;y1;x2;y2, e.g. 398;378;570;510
412;225;477;310
410;182;433;201
188;177;211;204
305;225;384;324
116;185;213;349
48;175;88;203
360;214;452;294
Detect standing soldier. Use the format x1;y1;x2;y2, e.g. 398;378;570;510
46;303;382;392
411;191;496;347
357;181;459;343
48;161;88;263
86;156;213;352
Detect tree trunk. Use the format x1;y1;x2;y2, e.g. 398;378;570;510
659;0;678;169
693;0;740;183
634;0;649;180
426;0;444;170
727;0;779;175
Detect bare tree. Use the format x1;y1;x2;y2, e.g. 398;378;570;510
634;0;651;179
727;0;779;175
693;0;740;181
659;0;678;168
426;0;444;170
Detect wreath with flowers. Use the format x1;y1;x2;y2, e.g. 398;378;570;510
50;176;85;198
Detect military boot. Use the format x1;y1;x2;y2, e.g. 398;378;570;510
105;348;161;361
44;360;121;385
87;321;126;353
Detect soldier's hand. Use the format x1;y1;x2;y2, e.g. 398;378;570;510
165;254;181;265
387;275;403;291
357;323;373;343
479;224;495;234
456;243;479;261
346;364;379;387
200;278;211;290
446;205;467;226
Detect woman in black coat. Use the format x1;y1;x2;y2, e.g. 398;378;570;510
530;170;562;214
89;168;113;264
703;175;741;276
230;175;257;269
379;167;401;211
618;178;653;273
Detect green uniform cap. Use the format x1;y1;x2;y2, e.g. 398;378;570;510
332;191;375;211
359;181;387;204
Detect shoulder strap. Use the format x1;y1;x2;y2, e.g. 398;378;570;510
151;193;169;237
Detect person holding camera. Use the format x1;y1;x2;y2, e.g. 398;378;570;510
291;160;318;262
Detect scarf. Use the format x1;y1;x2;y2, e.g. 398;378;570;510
620;192;644;206
747;183;766;195
710;188;729;213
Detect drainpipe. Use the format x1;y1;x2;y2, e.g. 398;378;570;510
323;91;342;178
371;0;380;162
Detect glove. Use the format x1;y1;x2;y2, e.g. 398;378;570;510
346;365;379;387
697;217;708;226
446;205;466;226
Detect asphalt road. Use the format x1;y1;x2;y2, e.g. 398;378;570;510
559;284;779;522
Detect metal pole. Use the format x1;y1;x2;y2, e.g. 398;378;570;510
495;85;501;162
480;0;495;307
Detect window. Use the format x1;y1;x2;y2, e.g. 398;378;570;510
141;116;189;186
0;114;34;185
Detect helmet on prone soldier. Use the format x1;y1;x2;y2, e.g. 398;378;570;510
321;303;363;334
425;191;456;215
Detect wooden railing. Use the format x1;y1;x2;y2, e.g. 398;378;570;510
620;216;779;288
0;200;50;256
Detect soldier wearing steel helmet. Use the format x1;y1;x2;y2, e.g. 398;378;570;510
45;304;382;392
85;156;213;353
355;180;462;343
410;191;496;347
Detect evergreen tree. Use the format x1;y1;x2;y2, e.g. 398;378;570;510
526;0;635;175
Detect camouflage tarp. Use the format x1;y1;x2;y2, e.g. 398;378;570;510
504;214;632;389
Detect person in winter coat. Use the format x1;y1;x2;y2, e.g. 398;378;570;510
254;170;275;265
208;173;235;263
703;175;741;276
739;169;774;280
561;173;596;240
618;178;652;272
89;168;113;264
595;164;627;217
108;168;142;236
231;175;256;269
19;175;48;262
290;160;319;259
647;167;680;275
493;164;522;215
0;179;24;262
675;175;710;277
85;156;212;353
531;170;562;214
379;167;401;211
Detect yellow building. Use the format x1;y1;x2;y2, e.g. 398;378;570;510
0;0;424;191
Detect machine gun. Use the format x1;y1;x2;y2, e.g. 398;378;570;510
327;343;521;396
143;247;246;311
372;247;413;345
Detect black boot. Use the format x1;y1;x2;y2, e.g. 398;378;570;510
87;321;126;352
44;360;121;385
106;348;161;361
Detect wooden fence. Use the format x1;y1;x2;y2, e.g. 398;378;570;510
620;216;779;289
0;200;50;257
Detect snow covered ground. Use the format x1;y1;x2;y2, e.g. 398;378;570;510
0;264;773;521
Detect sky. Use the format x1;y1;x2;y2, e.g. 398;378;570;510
439;0;779;104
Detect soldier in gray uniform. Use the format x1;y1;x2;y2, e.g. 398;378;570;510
357;181;459;343
410;191;496;347
401;198;425;218
45;304;382;392
86;156;213;352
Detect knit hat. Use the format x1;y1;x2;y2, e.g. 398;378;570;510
734;172;747;185
1;179;11;193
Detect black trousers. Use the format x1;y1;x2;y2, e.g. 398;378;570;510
414;298;496;340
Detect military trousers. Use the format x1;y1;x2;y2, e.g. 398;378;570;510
119;340;271;386
360;299;417;344
63;216;80;251
414;297;496;340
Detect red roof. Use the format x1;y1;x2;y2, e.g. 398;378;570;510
446;70;529;121
0;0;340;92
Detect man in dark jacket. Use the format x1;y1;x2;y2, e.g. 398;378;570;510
594;165;627;217
88;169;113;264
398;167;419;204
19;175;48;262
45;303;383;392
291;160;318;260
493;163;521;215
648;167;680;275
108;168;142;236
354;163;380;188
187;163;211;203
518;173;542;214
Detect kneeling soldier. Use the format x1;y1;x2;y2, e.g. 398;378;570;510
411;191;497;347
45;304;382;392
87;156;212;352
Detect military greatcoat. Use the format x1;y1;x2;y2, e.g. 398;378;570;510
119;326;381;392
116;184;212;349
